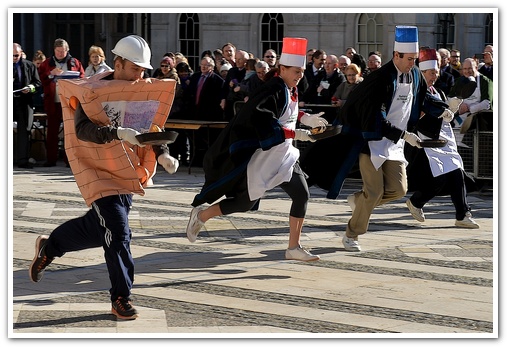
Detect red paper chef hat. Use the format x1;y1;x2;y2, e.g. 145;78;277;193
419;48;438;71
278;37;307;68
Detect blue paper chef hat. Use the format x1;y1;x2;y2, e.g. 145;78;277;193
394;26;419;53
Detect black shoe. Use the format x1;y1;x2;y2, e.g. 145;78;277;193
43;162;56;167
18;163;34;169
29;235;54;282
111;297;138;320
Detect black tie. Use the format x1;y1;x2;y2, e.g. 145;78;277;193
399;73;412;84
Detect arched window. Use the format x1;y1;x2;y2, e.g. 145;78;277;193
261;13;284;57
179;13;200;71
357;13;383;58
485;13;493;45
436;13;455;49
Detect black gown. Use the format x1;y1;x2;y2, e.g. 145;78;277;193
191;76;292;207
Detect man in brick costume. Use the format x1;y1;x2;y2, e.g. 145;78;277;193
29;35;178;320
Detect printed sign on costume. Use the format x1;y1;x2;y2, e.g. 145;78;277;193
103;100;160;133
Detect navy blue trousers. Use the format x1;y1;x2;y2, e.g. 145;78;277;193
410;168;470;220
45;194;134;302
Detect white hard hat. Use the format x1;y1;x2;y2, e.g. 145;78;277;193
111;35;153;69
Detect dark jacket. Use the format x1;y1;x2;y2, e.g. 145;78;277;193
192;76;290;207
223;66;247;99
303;63;322;88
414;88;448;139
442;64;461;80
13;58;42;107
478;64;493;81
434;69;455;95
301;69;345;104
185;71;225;121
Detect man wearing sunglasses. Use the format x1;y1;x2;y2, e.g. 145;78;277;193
478;45;493;81
263;49;277;69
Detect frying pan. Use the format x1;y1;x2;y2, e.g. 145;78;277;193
418;139;448;148
309;125;342;140
136;131;179;145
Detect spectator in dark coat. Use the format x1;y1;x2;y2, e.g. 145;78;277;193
13;42;42;168
184;56;225;166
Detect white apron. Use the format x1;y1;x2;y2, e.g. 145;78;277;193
417;91;463;177
369;77;413;170
246;87;299;200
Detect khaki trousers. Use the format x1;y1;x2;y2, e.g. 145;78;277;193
346;153;408;238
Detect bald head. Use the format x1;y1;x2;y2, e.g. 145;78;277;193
462;58;478;78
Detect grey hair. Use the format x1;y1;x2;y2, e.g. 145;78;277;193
255;61;269;69
54;38;69;50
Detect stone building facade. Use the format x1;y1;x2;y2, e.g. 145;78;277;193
12;10;495;73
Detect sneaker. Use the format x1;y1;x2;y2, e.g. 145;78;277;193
29;235;54;283
347;194;356;212
406;199;425;222
455;212;480;229
111;297;138;320
285;246;320;261
186;205;206;242
342;234;361;252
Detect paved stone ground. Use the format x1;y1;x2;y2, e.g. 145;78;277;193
9;162;497;338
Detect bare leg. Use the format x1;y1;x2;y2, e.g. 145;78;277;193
289;216;304;249
199;204;223;223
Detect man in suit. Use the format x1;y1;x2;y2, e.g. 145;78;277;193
13;43;42;168
434;49;455;95
185;56;225;165
222;50;249;120
303;49;327;88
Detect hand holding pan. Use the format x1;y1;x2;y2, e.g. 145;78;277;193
136;131;179;145
309;125;342;140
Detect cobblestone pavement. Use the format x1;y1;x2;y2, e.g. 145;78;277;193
10;163;497;338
